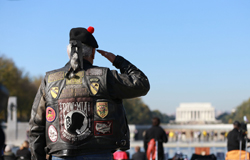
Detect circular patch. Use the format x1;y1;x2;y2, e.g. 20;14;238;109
46;107;56;122
48;125;58;142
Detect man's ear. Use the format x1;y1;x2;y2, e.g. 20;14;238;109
67;44;71;59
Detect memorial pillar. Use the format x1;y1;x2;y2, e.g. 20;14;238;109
201;111;204;121
177;111;179;121
6;96;18;144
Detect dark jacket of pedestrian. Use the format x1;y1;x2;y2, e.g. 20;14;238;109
3;145;16;160
227;128;245;151
132;151;146;160
16;147;31;160
227;121;250;152
144;117;168;160
132;146;146;160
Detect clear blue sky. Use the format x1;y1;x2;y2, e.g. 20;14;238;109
0;0;250;114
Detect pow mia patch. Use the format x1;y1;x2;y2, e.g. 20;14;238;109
48;71;64;83
48;125;58;142
46;107;56;122
58;97;93;144
50;87;59;99
94;121;113;136
96;102;108;118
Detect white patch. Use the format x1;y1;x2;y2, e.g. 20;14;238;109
48;125;58;142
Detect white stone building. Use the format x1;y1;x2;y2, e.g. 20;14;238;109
175;103;216;123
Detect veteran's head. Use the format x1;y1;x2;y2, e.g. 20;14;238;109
67;26;98;64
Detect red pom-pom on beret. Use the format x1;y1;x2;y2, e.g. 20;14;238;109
87;26;94;34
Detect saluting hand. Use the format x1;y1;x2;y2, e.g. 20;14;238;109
97;49;116;63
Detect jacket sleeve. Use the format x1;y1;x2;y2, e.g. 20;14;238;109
108;55;150;99
143;131;149;153
29;78;47;160
162;129;168;143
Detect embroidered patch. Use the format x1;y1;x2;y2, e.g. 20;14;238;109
48;71;64;83
66;71;84;85
48;125;58;142
86;69;103;76
90;82;99;95
60;87;88;99
96;102;108;118
50;87;59;99
75;88;88;97
58;97;93;144
60;88;74;99
46;107;56;122
94;121;113;136
89;78;99;82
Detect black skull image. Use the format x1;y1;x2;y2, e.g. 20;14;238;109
65;112;86;135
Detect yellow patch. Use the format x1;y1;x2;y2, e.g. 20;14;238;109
66;71;84;85
90;82;99;95
50;87;59;99
48;72;64;83
96;102;108;118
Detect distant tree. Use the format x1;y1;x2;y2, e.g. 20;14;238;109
216;112;230;123
151;110;175;124
151;110;162;119
123;98;152;124
0;55;39;121
165;114;175;123
230;98;250;123
32;76;44;89
220;98;250;124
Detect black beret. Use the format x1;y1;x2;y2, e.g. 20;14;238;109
69;26;98;48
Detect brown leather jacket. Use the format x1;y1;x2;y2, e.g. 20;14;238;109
29;56;150;160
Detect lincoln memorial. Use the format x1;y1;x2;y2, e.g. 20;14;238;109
175;103;216;123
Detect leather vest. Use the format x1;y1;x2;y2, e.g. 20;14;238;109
43;67;129;155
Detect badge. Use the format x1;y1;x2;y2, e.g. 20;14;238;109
94;121;113;136
75;88;88;97
46;107;56;122
58;97;93;144
48;71;64;83
90;78;99;82
96;102;108;118
86;69;103;76
48;125;58;142
59;87;89;99
50;87;59;99
60;87;74;99
90;82;99;95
